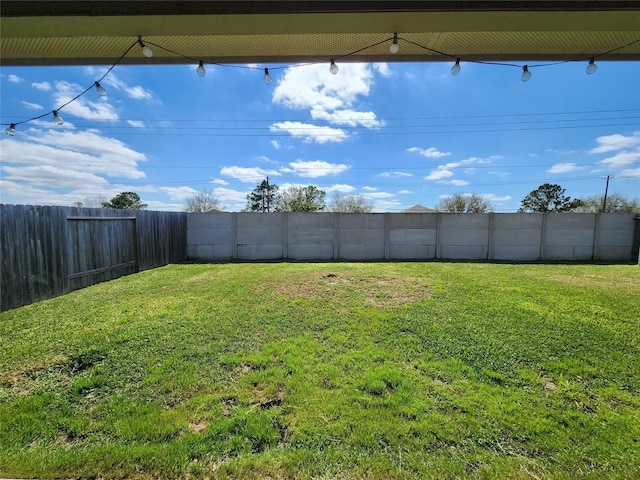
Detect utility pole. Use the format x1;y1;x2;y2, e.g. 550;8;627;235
602;175;612;213
266;177;271;212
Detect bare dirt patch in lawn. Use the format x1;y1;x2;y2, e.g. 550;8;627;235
272;272;431;308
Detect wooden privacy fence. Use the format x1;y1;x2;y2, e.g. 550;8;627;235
1;205;187;312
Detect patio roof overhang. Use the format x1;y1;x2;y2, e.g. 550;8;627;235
1;1;640;67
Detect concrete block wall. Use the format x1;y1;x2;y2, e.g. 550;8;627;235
187;212;637;262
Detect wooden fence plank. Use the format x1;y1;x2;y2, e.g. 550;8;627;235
1;205;187;312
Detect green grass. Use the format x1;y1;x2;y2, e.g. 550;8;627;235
1;262;639;479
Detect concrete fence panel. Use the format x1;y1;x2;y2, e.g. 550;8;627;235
439;214;490;260
185;212;636;263
491;213;543;261
338;214;385;260
543;214;595;260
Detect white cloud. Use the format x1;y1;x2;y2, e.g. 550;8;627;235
590;132;640;154
597;149;640;168
364;191;395;199
0;130;146;180
8;74;23;83
270;122;348;144
271;63;382;138
448;179;470;186
2;165;109;189
53;81;119;121
407;146;451;158
32;81;51;91
362;186;378;191
21;101;43;110
425;168;454;181
281;160;348;178
397;190;413;194
373;63;392;77
220;166;280;183
324;184;356;193
127;120;146;128
158;186;198;200
378;171;413;178
90;69;156;102
271;140;281;149
620;167;640;178
547;163;582;173
212;178;229;185
310;107;383;128
273;63;373;111
213;187;252;210
482;194;512;203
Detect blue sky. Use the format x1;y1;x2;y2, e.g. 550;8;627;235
1;54;639;212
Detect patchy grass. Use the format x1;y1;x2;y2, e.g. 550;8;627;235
1;262;639;479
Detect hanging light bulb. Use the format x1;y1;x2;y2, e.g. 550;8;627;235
137;36;153;58
53;110;64;125
451;58;461;76
586;57;598;74
263;68;272;85
94;81;107;96
330;59;339;75
521;65;532;82
196;60;206;77
5;123;16;136
390;33;399;54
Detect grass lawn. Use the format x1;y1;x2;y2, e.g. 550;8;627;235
1;262;639;479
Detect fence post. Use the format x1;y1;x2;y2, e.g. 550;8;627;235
633;214;640;265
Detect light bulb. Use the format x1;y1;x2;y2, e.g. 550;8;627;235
196;60;206;77
138;36;153;57
94;81;107;96
263;68;272;85
521;65;532;82
390;33;399;54
330;59;339;75
586;57;597;74
53;110;64;125
451;58;461;76
5;123;16;136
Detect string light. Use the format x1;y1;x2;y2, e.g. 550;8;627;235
451;58;461;75
137;36;153;58
53;110;64;125
3;34;639;135
94;81;107;96
390;33;399;53
196;60;206;77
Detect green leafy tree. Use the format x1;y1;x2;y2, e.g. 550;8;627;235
276;185;326;212
519;183;582;213
436;193;495;213
245;179;279;212
329;193;374;213
574;193;640;213
185;190;223;213
101;191;147;210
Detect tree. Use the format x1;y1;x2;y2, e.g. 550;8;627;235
102;191;147;210
574;193;640;213
73;195;109;208
245;178;279;212
276;185;326;212
435;193;495;213
185;190;223;213
518;183;582;213
329;193;374;213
